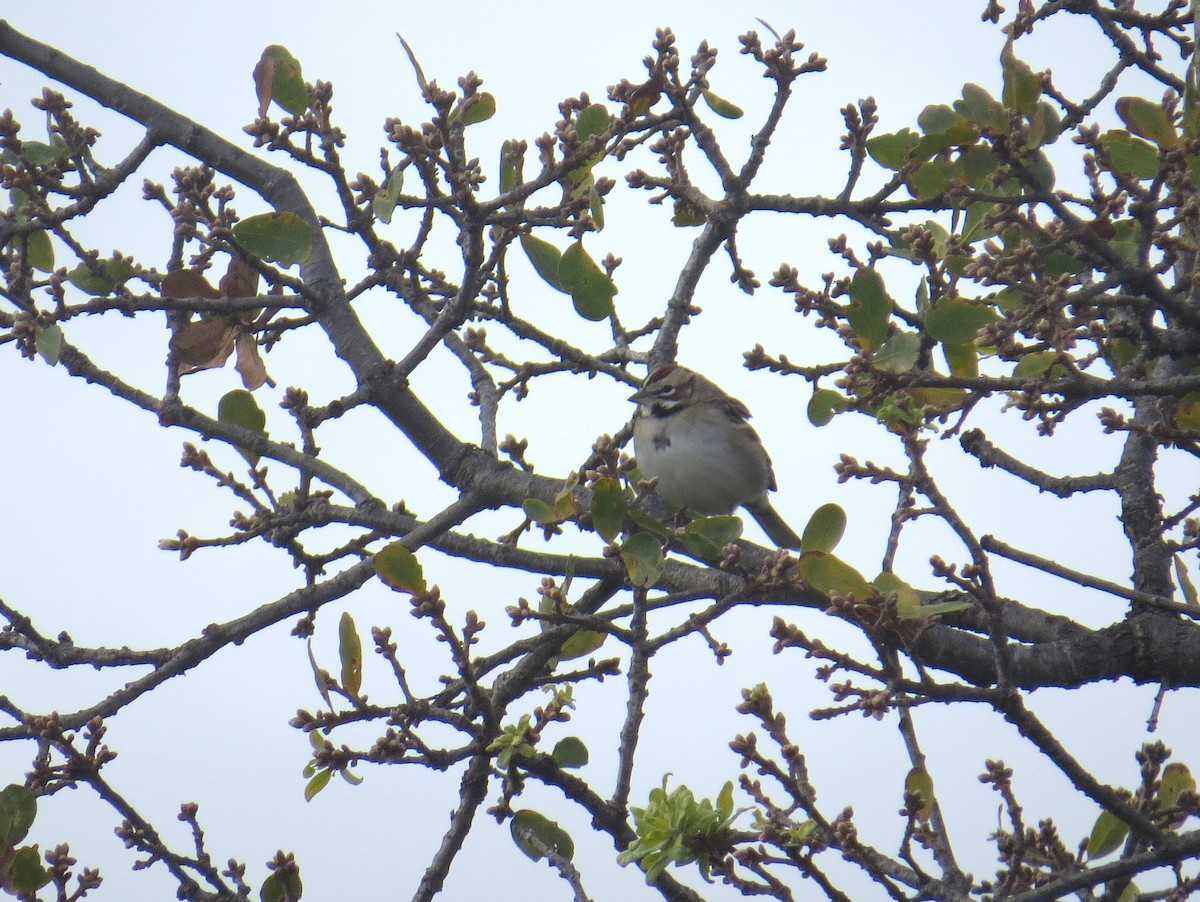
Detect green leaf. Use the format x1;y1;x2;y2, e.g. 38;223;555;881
1175;556;1199;607
918;105;960;135
801;504;847;554
866;128;920;170
1116;96;1178;149
905;767;935;823
958;145;1001;186
807;388;848;427
338;611;362;697
499;140;519;194
552;736;589;769
16;230;54;272
702;90;744;119
22;139;69;165
511;810;575;862
1002;53;1042;116
8;845;50;893
232;211;313;267
796;551;873;600
520;234;565;292
575;103;612;145
942;342;978;377
1026;101;1062;148
621;532;665;587
1159;761;1196;815
257;45;308;116
1086;810;1128;859
873;331;921;374
558;628;606;661
925;298;998;346
955;83;1008;134
66;259;134;296
0;785;37;847
846;268;892;351
910;160;947;200
898;598;973;620
873;572;922;617
591;477;627;543
461;92;496;125
303;767;332;802
1099;130;1159;179
679;515;743;560
558;241;616;321
34;323;63;366
373;168;404;224
217;389;267;466
1012;351;1065;378
374;542;426;594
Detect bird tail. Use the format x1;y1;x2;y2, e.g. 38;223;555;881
745;500;803;551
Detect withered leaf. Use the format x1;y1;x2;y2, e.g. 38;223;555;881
171;317;238;375
161;269;221;300
220;256;260;299
234;332;272;390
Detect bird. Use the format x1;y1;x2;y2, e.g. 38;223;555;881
629;363;803;550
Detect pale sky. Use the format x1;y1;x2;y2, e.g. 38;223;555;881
1;4;1194;901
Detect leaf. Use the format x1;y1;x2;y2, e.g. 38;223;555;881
846;268;892;351
1159;762;1196;817
1175;556;1199;607
161;269;222;300
942;341;978;377
1001;52;1042;117
220;256;261;298
955;83;1008;134
918;104;961;135
234;332;271;391
0;785;37;847
679;515;743;560
17;230;53;272
66;259;134;296
460;92;496;125
551;737;589;769
306;640;332;710
218;389;267;465
796;551;873;600
558;629;607;661
909;160;947;200
575;103;612;145
590;477;627;543
702;90;744;119
558;241;616;321
374;542;426;594
520;234;565;292
1012;351;1065;378
807;388;848;427
801;503;847;554
925;298;998;346
621;532;665;587
499;140;519;195
34;324;62;366
232;212;313;267
511;810;575;863
866;128;920;170
905;767;935;823
873;572;922;617
1116;96;1178;149
338;611;362;697
873;331;921;374
899;599;973;620
254;45;308;118
171;317;238;376
373;168;404;224
303;767;333;803
1086;809;1129;859
7;845;50;893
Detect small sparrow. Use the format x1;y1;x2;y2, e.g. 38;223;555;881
630;363;803;550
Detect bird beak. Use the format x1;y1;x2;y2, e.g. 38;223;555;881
628;386;650;403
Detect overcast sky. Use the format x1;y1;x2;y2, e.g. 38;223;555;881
1;4;1194;901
